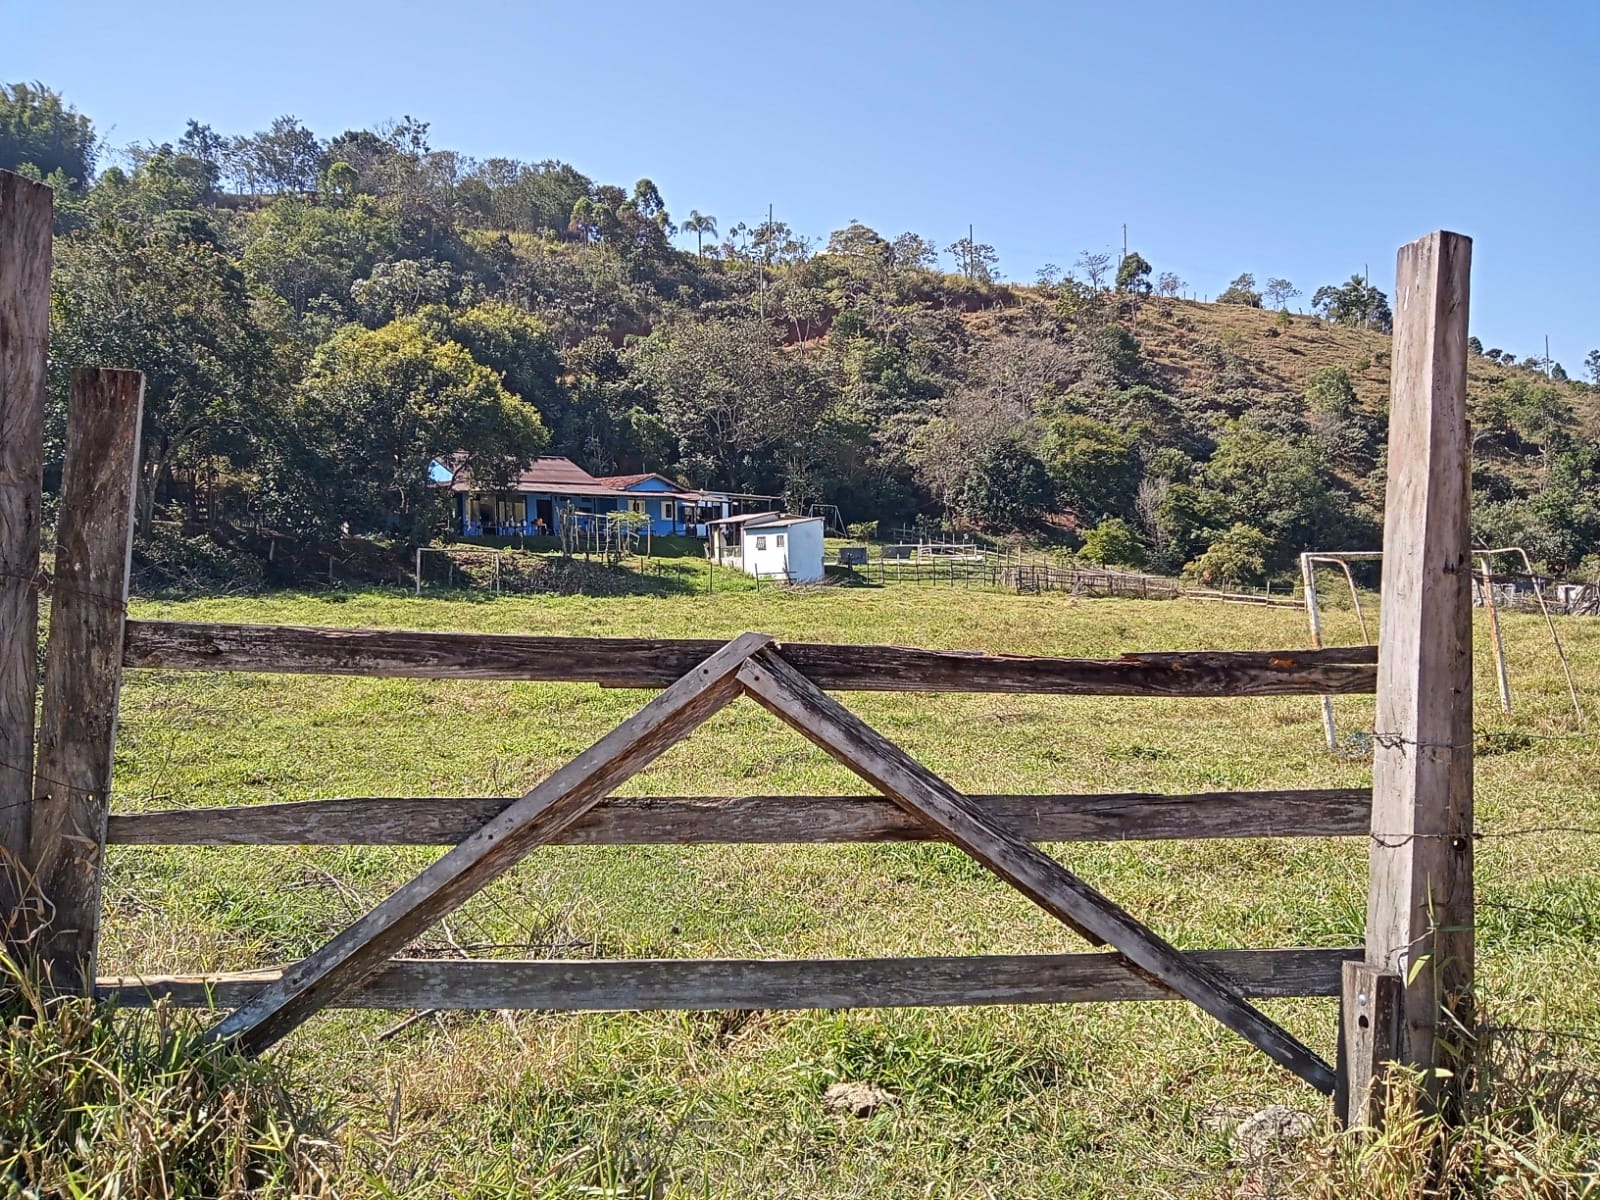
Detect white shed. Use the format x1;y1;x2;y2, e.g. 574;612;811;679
708;514;826;583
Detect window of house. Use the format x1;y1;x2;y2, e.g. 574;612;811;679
629;499;647;514
755;536;767;550
775;534;785;547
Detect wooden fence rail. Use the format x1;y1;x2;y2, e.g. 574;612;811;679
101;947;1356;1012
107;787;1374;847
123;619;1377;695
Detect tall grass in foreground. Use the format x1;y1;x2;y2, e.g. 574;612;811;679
0;952;332;1198
1246;1027;1600;1199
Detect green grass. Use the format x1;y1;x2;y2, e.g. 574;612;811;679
82;586;1600;1196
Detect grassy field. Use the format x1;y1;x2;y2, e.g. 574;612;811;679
88;584;1600;1196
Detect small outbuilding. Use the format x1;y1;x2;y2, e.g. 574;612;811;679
707;513;826;583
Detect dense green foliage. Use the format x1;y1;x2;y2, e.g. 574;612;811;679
0;82;94;186
11;84;1600;576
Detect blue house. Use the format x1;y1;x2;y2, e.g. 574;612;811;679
439;456;735;538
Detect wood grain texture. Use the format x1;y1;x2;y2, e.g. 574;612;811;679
28;370;144;991
735;648;1338;1095
0;171;52;877
123;619;1379;696
206;633;775;1054
1367;231;1474;1098
107;788;1373;846
102;947;1357;1010
1336;961;1403;1130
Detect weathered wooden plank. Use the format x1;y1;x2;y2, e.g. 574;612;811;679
1367;231;1475;1107
107;788;1373;846
737;647;1339;1094
1336;961;1403;1129
0;171;52;882
102;947;1357;1010
206;633;775;1054
28;369;145;992
123;619;1379;696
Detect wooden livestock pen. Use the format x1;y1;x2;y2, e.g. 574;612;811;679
0;173;1475;1133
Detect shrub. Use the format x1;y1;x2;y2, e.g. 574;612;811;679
1080;517;1147;569
846;520;879;542
1182;523;1271;587
1217;273;1263;307
132;526;266;597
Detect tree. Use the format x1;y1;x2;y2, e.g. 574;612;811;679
891;232;940;272
1115;252;1152;294
1585;350;1600;388
628;316;831;495
1305;365;1357;423
1216;273;1262;307
1468;335;1484;356
1183;523;1272;587
349;259;459;324
1264;278;1299;308
241;195;398;319
947;234;998;282
1312;275;1393;332
682;209;717;257
1037;415;1138;519
269;316;548;539
1155;272;1184;297
174;120;226;197
1200;419;1349;563
0;82;95;186
825;222;894;286
1081;517;1146;568
419;302;565;420
239;115;323;193
1075;250;1113;290
50;221;280;534
957;438;1054;528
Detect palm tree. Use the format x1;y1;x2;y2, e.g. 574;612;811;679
682;210;718;258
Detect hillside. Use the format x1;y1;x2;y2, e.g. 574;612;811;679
8;81;1599;586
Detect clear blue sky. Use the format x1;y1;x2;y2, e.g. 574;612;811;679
11;0;1599;369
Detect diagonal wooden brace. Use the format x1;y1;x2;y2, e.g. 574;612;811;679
207;632;775;1054
736;647;1337;1094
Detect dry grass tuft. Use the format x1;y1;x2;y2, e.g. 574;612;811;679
0;951;334;1198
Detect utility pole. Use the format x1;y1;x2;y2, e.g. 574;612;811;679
1121;223;1127;268
759;203;771;318
968;223;974;279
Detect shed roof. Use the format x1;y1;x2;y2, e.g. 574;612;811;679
743;516;824;529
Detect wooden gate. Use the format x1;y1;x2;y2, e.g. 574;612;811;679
0;171;1474;1127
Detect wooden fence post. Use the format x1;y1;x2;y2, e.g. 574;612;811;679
1349;231;1474;1124
0;171;52;910
29;368;145;992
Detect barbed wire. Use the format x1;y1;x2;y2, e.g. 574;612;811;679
0;751;117;809
1371;824;1600;848
0;564;129;614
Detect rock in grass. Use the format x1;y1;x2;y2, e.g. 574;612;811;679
1231;1104;1316;1161
822;1081;896;1117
